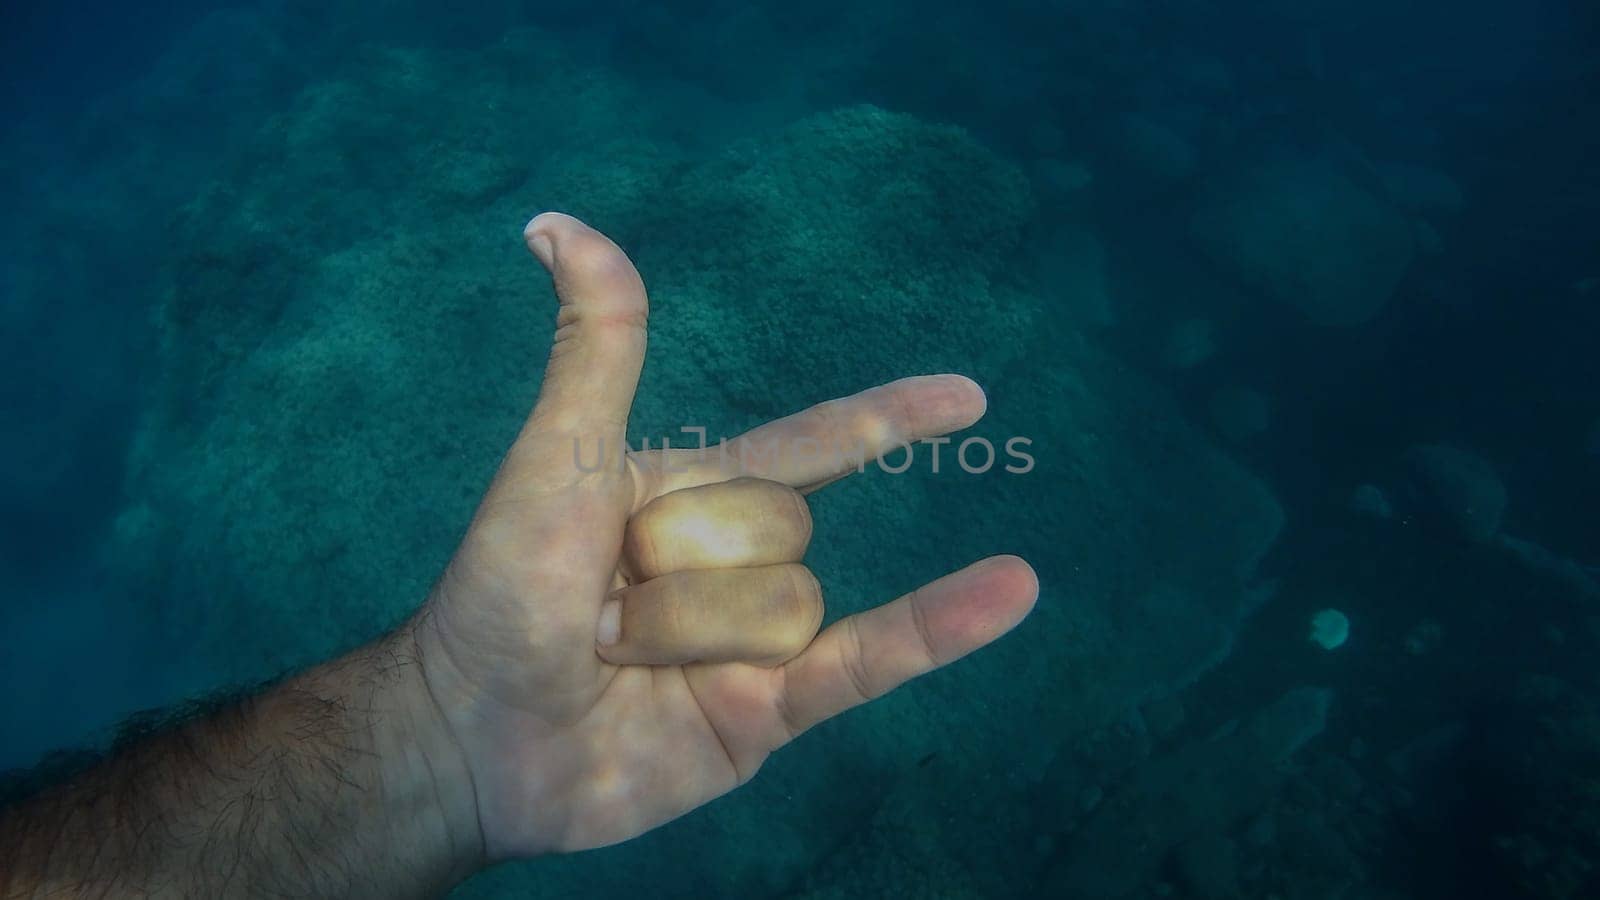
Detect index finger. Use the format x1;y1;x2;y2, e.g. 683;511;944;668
649;375;988;497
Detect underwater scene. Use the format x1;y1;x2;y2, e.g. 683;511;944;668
2;0;1598;897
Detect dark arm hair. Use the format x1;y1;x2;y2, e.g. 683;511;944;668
0;626;483;898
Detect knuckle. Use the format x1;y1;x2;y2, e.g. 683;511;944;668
741;478;813;547
778;564;825;648
840;616;877;701
781;485;813;547
649;576;692;646
879;381;919;444
623;505;663;577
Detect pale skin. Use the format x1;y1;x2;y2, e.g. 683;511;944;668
0;213;1039;897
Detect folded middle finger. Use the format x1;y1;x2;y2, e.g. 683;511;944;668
623;477;812;581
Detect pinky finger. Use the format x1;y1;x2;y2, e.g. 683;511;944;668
768;555;1039;744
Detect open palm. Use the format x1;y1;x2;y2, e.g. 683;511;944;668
413;213;1038;861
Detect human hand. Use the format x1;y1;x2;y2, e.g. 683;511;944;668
414;212;1039;861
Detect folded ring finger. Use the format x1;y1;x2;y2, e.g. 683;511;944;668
597;563;824;665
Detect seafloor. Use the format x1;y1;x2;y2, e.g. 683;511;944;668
3;2;1597;898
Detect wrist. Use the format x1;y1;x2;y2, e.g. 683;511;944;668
360;625;487;887
411;593;573;861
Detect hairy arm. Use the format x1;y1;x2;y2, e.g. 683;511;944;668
0;623;483;899
0;212;1042;893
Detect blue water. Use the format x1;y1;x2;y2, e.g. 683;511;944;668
3;1;1598;897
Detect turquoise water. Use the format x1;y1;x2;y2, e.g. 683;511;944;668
3;2;1598;897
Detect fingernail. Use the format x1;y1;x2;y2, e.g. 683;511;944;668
524;216;556;266
527;231;555;267
596;599;622;646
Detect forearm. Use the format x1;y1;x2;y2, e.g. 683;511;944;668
0;624;484;898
